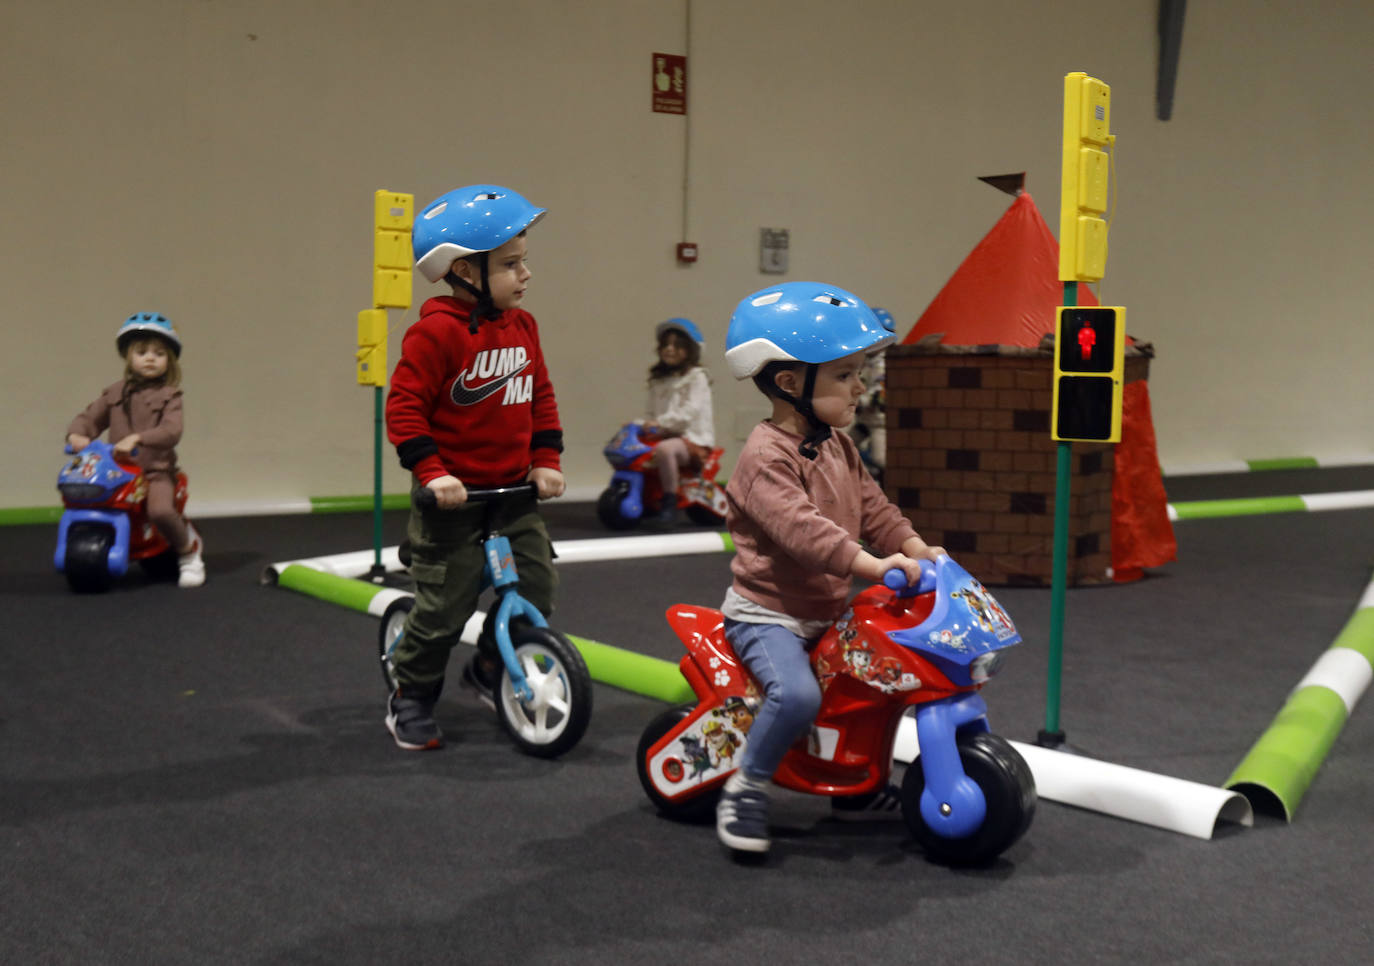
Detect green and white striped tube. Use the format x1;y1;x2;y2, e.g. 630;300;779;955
1163;455;1374;476
1169;490;1374;521
1225;578;1374;820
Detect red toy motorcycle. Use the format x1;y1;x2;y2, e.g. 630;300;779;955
54;439;188;593
636;555;1035;864
596;421;727;530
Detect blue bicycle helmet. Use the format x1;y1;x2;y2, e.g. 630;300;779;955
871;306;897;336
726;282;892;459
413;184;547;283
655;317;705;350
116;312;181;358
725;283;892;379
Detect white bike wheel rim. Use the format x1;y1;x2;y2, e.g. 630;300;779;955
498;643;573;745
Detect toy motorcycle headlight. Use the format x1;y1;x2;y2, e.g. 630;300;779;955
59;482;106;502
970;652;1005;683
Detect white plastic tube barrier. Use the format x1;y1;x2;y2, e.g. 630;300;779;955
262;531;731;584
893;717;1253;840
262;547;405;583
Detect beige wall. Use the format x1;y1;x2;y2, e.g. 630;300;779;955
5;0;1372;511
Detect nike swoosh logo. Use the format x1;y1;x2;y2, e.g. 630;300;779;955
450;358;531;406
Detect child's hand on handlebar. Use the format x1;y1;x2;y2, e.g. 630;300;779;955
856;551;927;588
113;433;141;460
901;537;946;563
426;474;467;508
66;433;91;452
527;466;565;500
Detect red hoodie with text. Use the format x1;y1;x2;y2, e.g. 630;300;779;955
386;296;562;487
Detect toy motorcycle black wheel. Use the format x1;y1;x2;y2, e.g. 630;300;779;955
636;704;719;823
64;523;114;594
495;625;592;759
901;731;1036;865
596;481;639;530
376;596;414;693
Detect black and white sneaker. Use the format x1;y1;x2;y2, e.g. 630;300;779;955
831;783;904;821
385;686;443;751
460;654;499;712
717;781;771;852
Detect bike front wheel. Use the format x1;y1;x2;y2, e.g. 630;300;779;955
495;625;593;758
901;731;1036;866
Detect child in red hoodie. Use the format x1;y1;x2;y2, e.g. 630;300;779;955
384;185;564;751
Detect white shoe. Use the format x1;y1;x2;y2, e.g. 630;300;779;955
177;524;206;588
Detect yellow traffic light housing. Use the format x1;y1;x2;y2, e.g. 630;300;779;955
1052;306;1125;443
357;189;414;387
1059;73;1114;283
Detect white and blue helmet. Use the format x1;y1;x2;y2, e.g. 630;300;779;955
724;282;893;380
116;312;181;358
656;317;705;350
413;184;546;283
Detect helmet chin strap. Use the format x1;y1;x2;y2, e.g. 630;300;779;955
444;253;500;333
769;364;831;460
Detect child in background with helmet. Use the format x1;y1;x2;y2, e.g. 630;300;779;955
65;313;205;588
384;184;565;751
715;282;943;854
642;318;716;529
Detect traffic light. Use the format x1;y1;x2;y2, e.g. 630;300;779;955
372;190;414;310
1052;306;1125;443
1058;72;1113;283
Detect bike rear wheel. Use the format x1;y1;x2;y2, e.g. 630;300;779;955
376;597;414;693
495;625;592;758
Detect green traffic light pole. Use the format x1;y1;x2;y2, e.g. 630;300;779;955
1039;278;1077;748
369;384;385;582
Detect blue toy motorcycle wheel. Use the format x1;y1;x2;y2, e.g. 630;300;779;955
901;731;1036;865
595;481;639;530
64;524;114;594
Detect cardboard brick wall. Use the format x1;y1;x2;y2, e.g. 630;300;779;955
884;343;1150;587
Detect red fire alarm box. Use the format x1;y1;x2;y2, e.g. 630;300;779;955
676;242;698;264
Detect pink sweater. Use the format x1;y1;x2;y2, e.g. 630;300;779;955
725;420;919;622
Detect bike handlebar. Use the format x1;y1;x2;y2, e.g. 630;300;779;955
883;558;940;597
413;481;539;510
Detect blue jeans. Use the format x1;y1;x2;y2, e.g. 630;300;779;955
724;619;822;782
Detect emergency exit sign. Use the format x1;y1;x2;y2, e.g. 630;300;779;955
652;53;687;114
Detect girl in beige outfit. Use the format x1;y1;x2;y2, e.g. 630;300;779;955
66;313;205;587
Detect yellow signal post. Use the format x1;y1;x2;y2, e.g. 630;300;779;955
1058;72;1113;283
1051;306;1126;443
361;189;414;579
1045;73;1120;749
357;191;415;387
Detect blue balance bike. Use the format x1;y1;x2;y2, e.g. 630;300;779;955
378;483;593;758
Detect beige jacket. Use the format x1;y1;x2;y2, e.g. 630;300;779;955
67;380;183;473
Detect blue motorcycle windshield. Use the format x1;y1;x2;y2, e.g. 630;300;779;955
58;442;133;496
887;557;1021;680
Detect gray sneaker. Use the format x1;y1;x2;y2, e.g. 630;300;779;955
716;784;771;852
385;685;443;750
